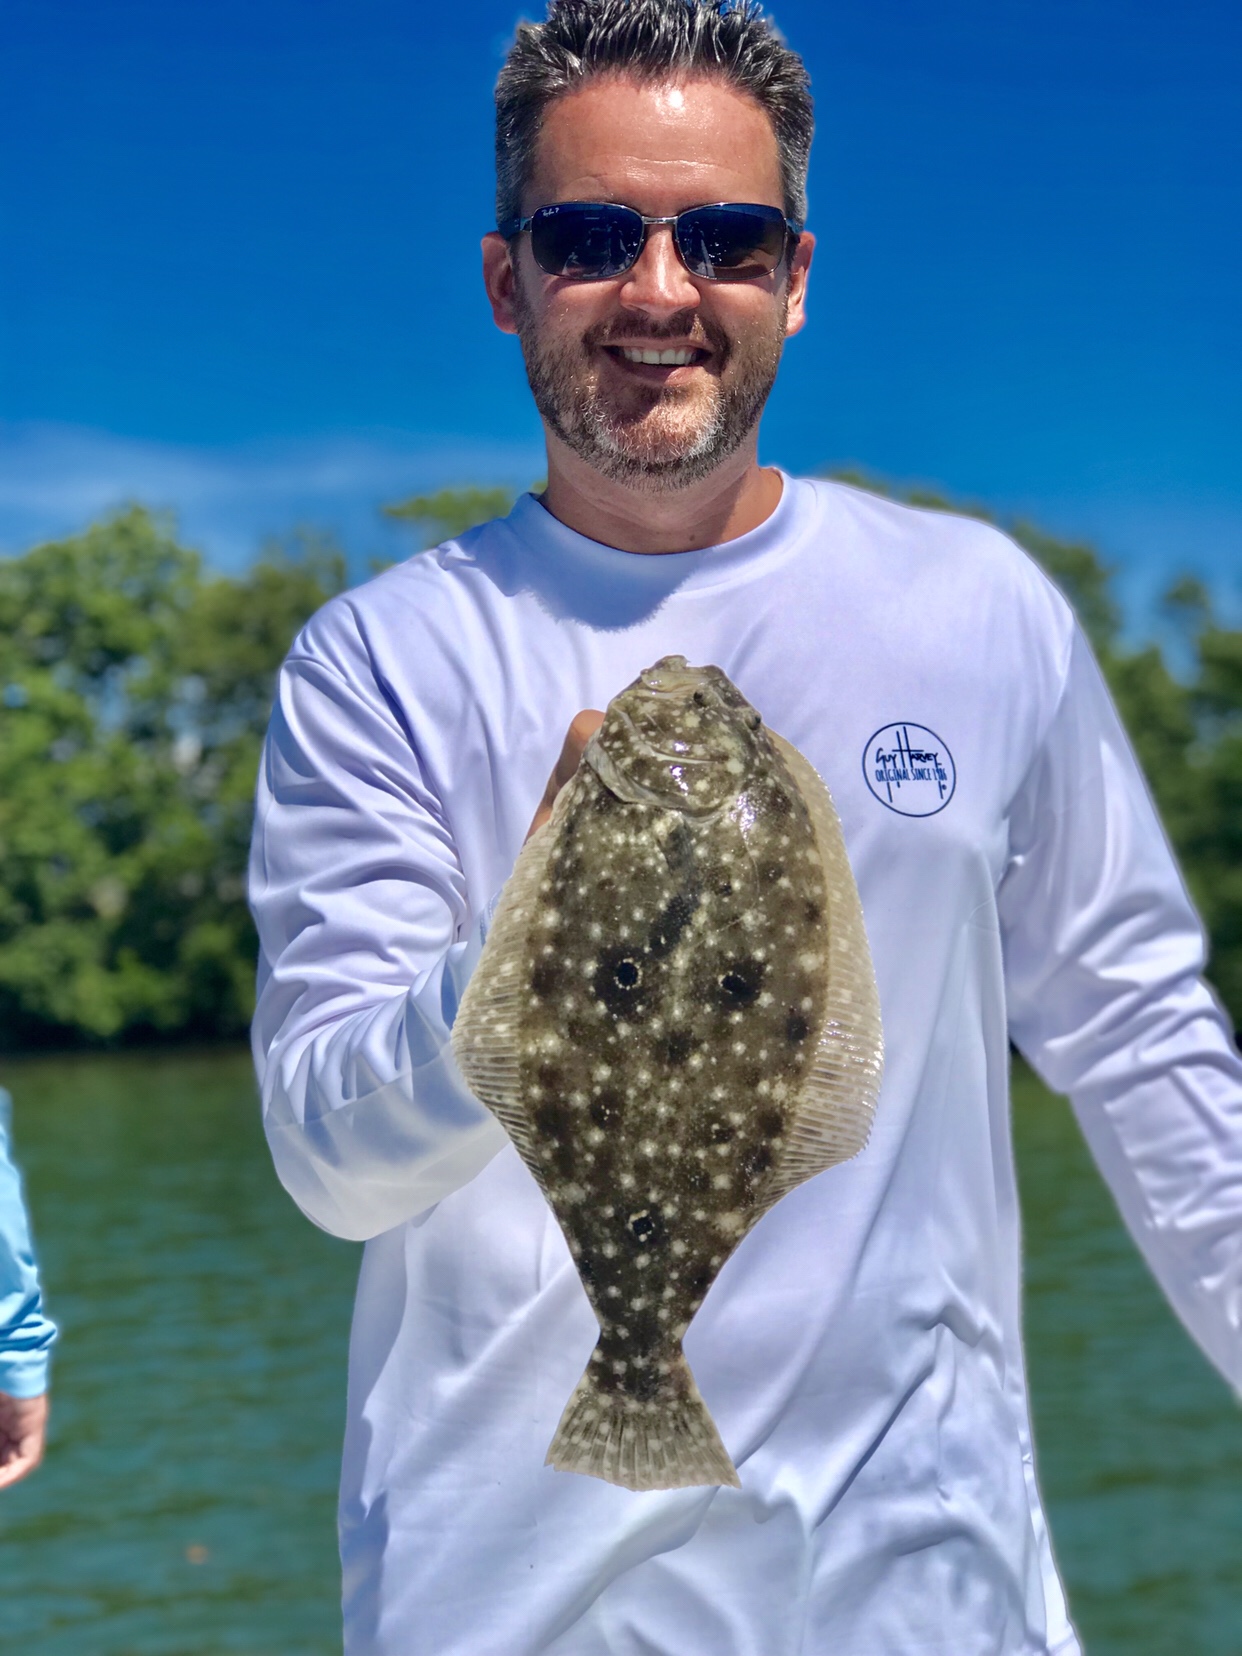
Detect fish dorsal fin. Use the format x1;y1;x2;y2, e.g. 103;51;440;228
451;805;569;1197
759;732;884;1210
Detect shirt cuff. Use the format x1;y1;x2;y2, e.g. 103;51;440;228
0;1349;51;1399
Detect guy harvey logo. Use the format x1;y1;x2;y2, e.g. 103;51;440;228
862;723;956;817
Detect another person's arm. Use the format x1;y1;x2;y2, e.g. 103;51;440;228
0;1088;55;1489
1001;628;1242;1389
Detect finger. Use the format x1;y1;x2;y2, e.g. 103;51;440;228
527;710;605;841
556;709;605;782
0;1438;42;1489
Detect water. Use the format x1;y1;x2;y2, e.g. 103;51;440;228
1012;1063;1242;1653
0;1048;1238;1653
0;1048;359;1655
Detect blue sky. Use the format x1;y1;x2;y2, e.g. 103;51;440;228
2;0;1239;619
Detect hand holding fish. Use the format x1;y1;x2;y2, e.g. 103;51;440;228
526;709;605;841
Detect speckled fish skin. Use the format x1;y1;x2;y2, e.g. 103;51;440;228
452;656;883;1492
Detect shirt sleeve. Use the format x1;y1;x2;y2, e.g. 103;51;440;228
249;640;509;1243
1000;626;1242;1390
0;1089;57;1398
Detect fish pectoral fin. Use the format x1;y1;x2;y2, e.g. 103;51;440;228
762;732;885;1204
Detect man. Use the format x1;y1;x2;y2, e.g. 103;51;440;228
249;3;1242;1652
0;1087;55;1490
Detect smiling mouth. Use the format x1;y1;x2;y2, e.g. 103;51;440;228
605;345;710;368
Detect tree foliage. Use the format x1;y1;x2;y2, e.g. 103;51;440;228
0;484;1237;1047
382;487;518;546
0;510;345;1048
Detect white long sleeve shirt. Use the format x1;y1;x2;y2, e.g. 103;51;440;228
249;475;1242;1656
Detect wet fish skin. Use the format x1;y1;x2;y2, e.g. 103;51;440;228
452;657;883;1491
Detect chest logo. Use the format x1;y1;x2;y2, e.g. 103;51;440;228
862;723;956;816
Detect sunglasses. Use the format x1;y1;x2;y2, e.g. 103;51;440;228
498;200;803;283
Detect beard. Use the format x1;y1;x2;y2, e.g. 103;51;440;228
512;283;788;492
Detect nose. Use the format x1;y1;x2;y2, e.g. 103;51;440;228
618;224;701;319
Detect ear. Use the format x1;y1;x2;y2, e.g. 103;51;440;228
482;232;521;336
782;231;815;341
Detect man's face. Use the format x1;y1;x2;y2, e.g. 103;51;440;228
484;76;812;491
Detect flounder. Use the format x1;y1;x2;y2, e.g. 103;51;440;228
452;656;883;1491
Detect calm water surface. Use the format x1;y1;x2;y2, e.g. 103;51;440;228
0;1048;1237;1653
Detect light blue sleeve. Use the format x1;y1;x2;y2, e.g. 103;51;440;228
0;1088;57;1398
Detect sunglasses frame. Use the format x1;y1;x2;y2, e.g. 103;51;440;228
497;200;804;283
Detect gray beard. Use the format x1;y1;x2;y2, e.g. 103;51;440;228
512;287;787;493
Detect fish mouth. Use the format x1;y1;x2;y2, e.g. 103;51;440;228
587;656;757;813
585;715;709;807
638;656;704;696
585;710;744;816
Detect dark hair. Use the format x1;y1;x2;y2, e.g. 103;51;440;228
495;0;813;228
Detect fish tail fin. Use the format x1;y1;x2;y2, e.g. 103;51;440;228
546;1353;740;1492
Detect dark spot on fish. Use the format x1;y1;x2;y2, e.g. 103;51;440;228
590;1089;623;1128
664;1028;697;1065
786;1010;809;1044
718;958;764;1009
714;878;734;897
529;959;559;998
804;900;822;924
709;1121;735;1144
660;820;697;881
623;1206;666;1252
628;1208;660;1244
565;1014;596;1049
534;1100;569;1137
758;1109;784;1138
543;1137;576;1179
631;1367;663;1402
648;889;699;957
592;948;650;1019
742;1144;773;1182
684;1161;711;1193
759;860;784;884
686;1262;711;1297
537;1063;563;1093
626;1308;664;1357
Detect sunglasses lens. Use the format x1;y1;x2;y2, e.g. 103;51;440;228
528;204;644;279
677;205;789;280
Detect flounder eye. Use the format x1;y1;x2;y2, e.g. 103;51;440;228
615;959;640;988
